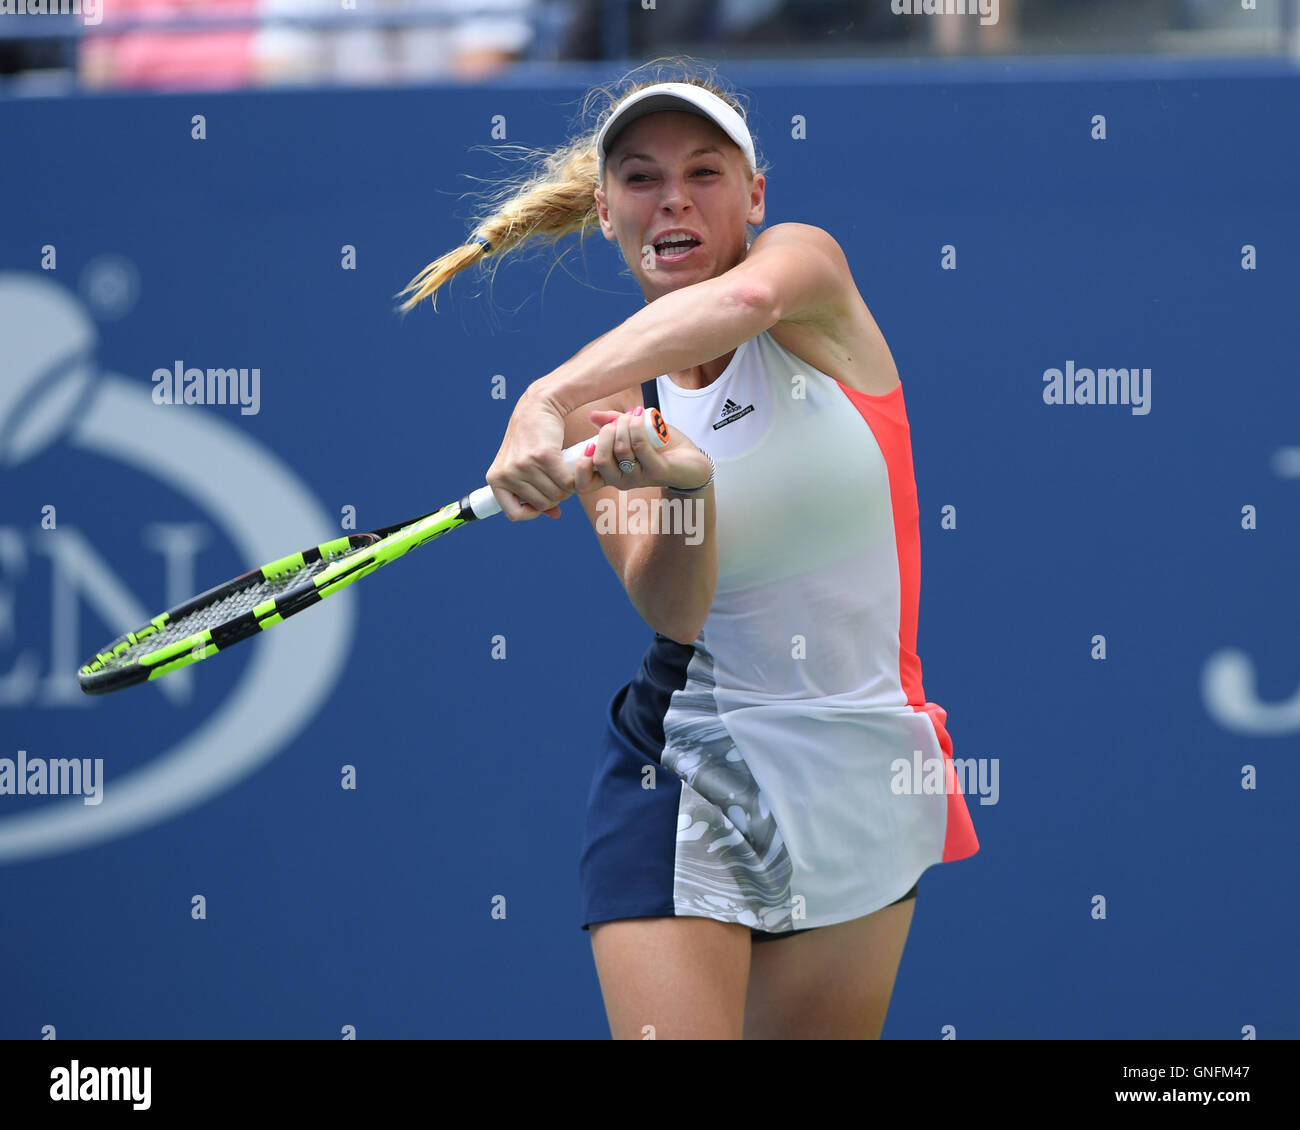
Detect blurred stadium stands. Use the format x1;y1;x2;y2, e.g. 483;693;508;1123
1;0;1298;94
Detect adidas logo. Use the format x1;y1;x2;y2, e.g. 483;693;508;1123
712;397;755;430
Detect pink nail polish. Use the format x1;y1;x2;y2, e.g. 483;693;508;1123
634;405;644;417
584;443;596;457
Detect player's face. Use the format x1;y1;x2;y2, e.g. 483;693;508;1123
597;111;765;302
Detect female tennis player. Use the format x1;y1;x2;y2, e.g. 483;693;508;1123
399;62;980;1040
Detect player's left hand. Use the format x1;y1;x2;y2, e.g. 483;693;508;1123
575;406;710;495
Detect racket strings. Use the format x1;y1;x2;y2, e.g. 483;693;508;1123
96;545;362;671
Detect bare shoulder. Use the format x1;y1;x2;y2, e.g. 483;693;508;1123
750;221;846;258
753;224;901;397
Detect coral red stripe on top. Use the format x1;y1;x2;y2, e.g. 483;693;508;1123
837;380;979;864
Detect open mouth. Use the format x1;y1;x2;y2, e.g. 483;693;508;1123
653;235;702;261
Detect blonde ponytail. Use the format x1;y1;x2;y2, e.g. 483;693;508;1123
396;137;601;314
395;58;761;316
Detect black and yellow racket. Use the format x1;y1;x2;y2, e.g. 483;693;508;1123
78;407;671;695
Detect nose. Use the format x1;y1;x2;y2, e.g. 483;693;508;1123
658;173;692;213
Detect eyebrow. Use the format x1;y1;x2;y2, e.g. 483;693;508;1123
617;146;724;168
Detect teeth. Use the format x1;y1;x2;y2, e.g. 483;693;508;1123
655;233;698;256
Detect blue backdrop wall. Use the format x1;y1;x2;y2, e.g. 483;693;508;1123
1;56;1296;1039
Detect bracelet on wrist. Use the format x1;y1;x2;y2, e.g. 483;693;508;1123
665;451;715;496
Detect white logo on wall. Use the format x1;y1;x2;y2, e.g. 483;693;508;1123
1201;446;1300;737
0;271;356;864
1202;645;1300;736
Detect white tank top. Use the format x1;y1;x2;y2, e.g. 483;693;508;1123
643;329;977;930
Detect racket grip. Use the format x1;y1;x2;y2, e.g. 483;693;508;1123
465;406;670;520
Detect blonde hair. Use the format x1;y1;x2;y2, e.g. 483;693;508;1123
395;57;766;315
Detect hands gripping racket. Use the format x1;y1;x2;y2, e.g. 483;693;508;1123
78;407;671;695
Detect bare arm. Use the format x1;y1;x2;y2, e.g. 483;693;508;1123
564;394;716;644
534;222;850;417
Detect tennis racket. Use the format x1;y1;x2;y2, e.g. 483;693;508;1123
78;406;671;695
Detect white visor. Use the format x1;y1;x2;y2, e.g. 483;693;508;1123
596;82;756;181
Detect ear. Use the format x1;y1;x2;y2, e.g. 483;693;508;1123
746;172;766;228
595;184;617;242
